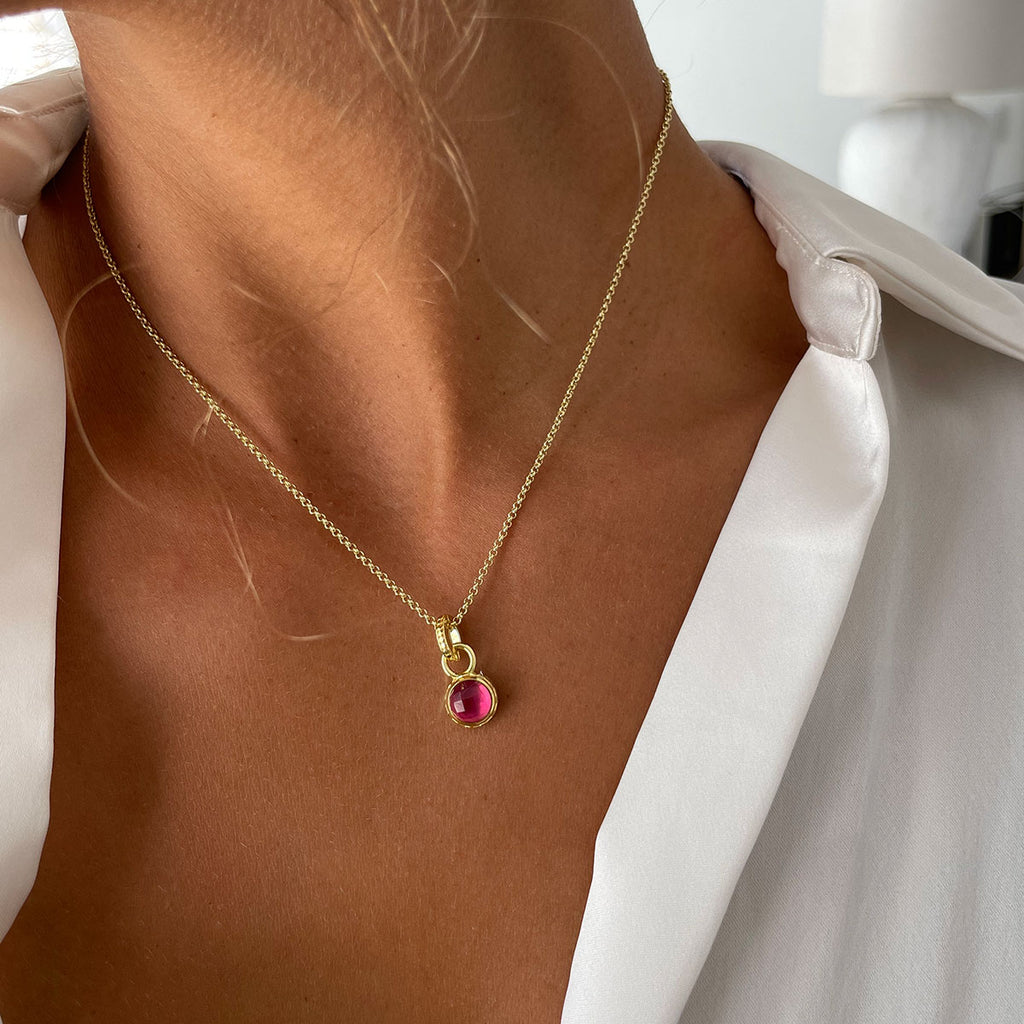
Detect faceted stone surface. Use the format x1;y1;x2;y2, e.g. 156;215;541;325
448;676;494;725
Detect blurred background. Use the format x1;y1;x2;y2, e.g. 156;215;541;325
2;2;1022;276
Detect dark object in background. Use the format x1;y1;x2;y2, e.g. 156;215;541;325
982;185;1024;279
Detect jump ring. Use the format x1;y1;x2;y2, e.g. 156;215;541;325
440;642;477;680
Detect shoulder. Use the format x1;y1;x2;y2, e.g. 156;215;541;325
701;140;1024;564
700;139;1024;373
0;65;87;218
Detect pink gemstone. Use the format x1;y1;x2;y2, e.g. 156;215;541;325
448;677;494;725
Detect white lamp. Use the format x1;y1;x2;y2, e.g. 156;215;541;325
820;0;1024;254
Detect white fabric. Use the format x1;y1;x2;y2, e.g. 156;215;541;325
0;67;1022;1022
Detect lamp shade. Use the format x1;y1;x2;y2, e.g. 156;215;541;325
820;0;1024;98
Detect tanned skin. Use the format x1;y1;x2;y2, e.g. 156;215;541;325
0;3;809;1020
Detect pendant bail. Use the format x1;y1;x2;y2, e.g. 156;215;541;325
434;615;461;661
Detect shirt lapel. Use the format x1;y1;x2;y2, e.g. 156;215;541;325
561;342;890;1022
0;65;87;938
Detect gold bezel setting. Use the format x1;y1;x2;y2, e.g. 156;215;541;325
443;673;498;728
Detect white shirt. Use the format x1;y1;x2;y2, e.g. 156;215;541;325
1;66;1022;1023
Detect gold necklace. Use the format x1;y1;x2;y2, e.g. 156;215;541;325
80;68;674;728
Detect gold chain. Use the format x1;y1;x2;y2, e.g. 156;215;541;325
80;68;673;633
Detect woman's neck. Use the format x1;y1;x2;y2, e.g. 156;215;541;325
28;1;791;556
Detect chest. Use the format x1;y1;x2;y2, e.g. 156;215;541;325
0;370;792;1023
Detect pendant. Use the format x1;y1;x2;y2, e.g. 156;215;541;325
435;617;498;728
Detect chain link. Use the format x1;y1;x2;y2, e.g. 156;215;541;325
80;68;674;632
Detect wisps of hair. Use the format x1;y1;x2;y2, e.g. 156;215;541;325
321;0;490;272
